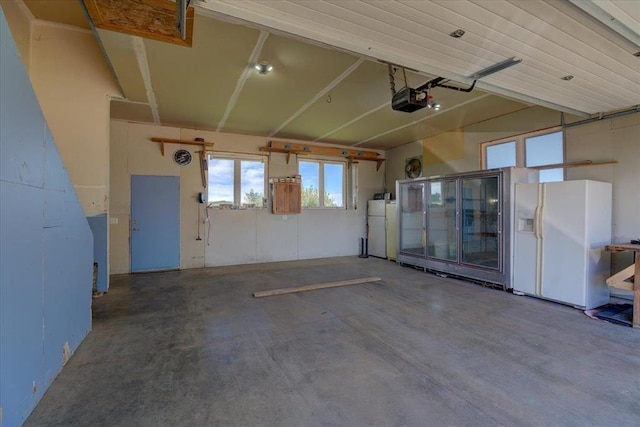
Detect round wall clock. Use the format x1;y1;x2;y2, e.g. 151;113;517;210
173;149;192;166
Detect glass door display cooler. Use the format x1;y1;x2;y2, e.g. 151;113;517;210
398;181;426;258
460;175;501;270
396;168;537;289
426;179;458;262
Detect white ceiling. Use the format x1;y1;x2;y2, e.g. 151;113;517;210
21;0;638;149
196;0;640;116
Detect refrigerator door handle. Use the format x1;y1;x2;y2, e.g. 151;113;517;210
534;206;541;239
538;184;546;240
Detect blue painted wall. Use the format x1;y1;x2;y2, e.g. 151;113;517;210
87;214;108;292
0;11;93;426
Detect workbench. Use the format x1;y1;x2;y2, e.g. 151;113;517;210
605;243;640;328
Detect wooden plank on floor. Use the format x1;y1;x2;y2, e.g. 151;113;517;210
253;277;382;298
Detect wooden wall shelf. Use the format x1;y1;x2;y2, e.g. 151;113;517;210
263;140;385;170
532;160;617;170
150;137;214;156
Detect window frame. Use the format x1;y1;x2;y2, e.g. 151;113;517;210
207;153;268;209
480;127;565;182
299;158;347;209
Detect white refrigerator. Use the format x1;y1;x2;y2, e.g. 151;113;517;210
513;180;612;309
367;200;389;258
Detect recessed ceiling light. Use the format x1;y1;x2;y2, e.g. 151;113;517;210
254;61;273;75
561;75;574;81
450;29;465;38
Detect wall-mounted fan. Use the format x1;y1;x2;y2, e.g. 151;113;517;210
405;156;422;179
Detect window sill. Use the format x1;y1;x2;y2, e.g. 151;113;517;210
207;206;266;211
302;207;347;210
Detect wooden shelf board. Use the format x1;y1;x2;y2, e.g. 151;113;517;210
151;137;213;156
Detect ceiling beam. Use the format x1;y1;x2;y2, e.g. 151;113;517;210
131;36;160;124
217;31;269;132
315;101;389;142
352;93;492;147
269;58;366;137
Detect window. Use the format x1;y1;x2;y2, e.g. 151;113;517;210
207;156;266;208
482;129;564;182
299;160;345;208
525;132;564;183
485;141;516;169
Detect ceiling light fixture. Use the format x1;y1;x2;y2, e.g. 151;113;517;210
561;75;574;81
450;29;465;38
254;61;273;75
468;57;522;80
428;97;441;111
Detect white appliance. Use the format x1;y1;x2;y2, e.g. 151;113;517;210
385;202;397;260
368;200;389;258
513;180;612;309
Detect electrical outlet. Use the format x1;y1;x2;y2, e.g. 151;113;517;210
109;217;118;224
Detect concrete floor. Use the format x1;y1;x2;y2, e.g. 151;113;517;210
26;257;640;426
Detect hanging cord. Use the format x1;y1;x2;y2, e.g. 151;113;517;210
388;63;396;96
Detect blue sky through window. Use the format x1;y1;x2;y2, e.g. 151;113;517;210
300;161;319;190
240;160;264;203
300;160;344;207
208;158;265;205
526;131;563;183
208;159;233;204
484;131;564;183
525;132;563;167
325;163;343;207
486;141;516;169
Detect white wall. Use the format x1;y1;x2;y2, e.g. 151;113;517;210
28;21;120;216
565;112;640;280
385;140;422;195
110;121;384;274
